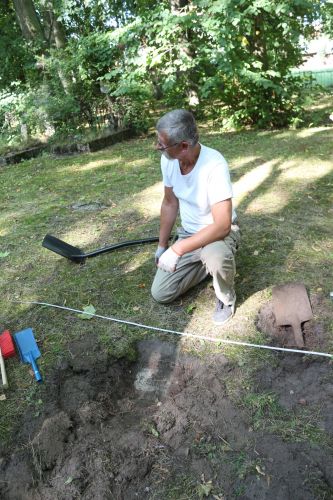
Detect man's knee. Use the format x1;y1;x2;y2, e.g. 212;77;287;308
151;280;175;304
201;241;234;273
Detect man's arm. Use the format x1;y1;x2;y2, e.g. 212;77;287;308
172;199;232;256
159;186;179;247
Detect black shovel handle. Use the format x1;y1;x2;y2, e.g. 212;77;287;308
83;237;160;258
42;234;175;263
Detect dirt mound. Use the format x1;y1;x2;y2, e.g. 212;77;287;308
0;336;332;499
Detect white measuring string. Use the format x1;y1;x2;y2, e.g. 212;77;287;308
12;300;332;359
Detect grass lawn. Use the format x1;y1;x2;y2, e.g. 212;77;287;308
0;104;332;480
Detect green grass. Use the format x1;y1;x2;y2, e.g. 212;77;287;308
153;474;198;500
242;391;330;445
229;450;264;481
0;110;332;446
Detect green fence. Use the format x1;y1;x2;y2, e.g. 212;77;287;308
292;68;333;87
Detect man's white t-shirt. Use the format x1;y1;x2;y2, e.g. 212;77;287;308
161;144;236;234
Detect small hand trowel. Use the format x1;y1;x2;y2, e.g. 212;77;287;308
272;283;313;348
14;328;42;382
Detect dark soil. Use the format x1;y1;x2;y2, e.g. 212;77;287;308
0;335;332;500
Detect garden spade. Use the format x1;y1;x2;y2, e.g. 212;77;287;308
272;283;313;348
42;234;167;263
14;328;42;382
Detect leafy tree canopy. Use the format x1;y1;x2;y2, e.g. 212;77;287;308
0;0;330;139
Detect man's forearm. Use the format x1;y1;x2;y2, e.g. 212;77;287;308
172;199;232;256
173;222;231;256
159;200;178;247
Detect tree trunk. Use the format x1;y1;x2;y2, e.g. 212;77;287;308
51;17;66;49
170;0;200;107
12;0;71;127
42;1;67;49
43;2;71;93
12;0;45;42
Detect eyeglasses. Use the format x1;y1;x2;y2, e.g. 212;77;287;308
156;141;180;151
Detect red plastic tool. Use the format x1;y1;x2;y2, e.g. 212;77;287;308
0;330;15;390
0;330;16;359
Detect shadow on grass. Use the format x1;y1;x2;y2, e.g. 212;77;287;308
235;169;333;303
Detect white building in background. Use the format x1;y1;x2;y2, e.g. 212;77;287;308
299;35;333;71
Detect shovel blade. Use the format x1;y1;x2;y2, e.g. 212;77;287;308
272;283;313;326
272;283;313;348
42;234;85;263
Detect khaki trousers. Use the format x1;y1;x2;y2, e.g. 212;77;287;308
151;225;240;306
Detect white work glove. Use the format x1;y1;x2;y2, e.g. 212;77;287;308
157;247;180;272
155;245;167;264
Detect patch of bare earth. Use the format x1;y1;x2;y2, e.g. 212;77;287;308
0;335;332;499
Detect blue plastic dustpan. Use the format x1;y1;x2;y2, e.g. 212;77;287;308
14;328;42;382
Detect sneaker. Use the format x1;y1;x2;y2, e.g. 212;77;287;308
212;299;234;325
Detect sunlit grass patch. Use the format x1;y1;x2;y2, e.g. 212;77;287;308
59;157;121;173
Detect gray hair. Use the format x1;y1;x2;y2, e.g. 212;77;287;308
156;109;199;146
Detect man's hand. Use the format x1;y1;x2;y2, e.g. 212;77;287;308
157;247;180;272
155;245;167;264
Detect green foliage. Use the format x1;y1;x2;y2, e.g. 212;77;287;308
0;0;328;145
0;84;80;140
197;0;320;127
43;30;150;134
134;5;207;106
204;72;310;129
322;0;333;37
0;4;38;91
99;0;323;128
